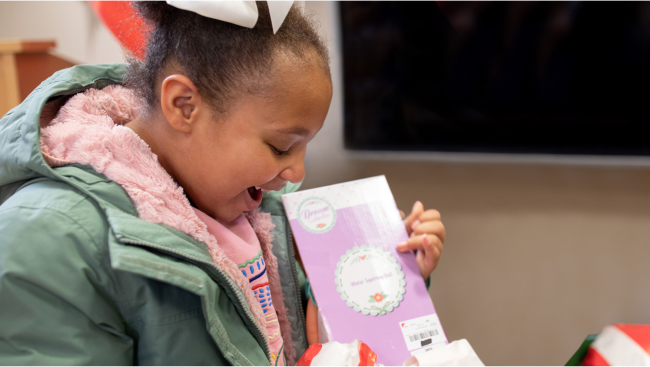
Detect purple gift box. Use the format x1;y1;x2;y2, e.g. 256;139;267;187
282;176;448;365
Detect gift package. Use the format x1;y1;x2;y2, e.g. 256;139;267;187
282;176;448;365
568;324;650;366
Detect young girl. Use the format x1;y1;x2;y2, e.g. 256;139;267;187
0;2;445;365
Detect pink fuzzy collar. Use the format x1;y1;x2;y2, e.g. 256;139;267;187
39;85;295;364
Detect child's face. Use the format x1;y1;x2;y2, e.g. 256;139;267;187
172;56;332;222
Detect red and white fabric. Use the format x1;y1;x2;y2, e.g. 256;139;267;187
583;324;650;366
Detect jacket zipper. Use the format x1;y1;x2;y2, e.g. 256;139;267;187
118;238;272;362
285;222;307;329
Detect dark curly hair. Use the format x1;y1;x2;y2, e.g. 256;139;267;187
125;1;330;115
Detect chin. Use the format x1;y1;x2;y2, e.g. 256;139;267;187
213;208;245;223
209;194;253;223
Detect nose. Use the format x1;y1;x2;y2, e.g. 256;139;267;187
279;153;306;184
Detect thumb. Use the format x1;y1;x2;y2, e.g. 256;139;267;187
403;201;424;235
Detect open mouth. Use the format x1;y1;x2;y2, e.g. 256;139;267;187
247;186;263;202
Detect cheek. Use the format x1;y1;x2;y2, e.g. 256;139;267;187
247;154;282;183
192;130;280;193
225;147;281;188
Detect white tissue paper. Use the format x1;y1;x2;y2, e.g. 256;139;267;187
310;340;362;366
402;339;484;366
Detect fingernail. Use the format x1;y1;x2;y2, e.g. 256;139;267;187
412;201;420;211
421;233;428;243
397;241;407;250
411;220;420;230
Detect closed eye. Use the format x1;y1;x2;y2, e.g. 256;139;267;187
270;145;289;156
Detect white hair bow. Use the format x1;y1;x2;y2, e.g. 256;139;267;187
166;1;296;34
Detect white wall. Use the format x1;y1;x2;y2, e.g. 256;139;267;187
2;1;649;365
0;1;124;64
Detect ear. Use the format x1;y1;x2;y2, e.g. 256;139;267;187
160;75;203;134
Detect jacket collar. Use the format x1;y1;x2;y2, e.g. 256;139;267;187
0;64;126;191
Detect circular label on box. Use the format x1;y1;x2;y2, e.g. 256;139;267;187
335;246;406;316
298;197;336;233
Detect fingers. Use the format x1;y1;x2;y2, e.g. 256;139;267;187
397;233;443;254
416;248;429;279
418;209;441;222
411;217;446;243
399;204;445;280
397;234;443;279
419;234;442;279
409;209;441;234
403;201;424;235
399;209;406;220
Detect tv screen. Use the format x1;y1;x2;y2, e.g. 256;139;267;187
340;1;650;156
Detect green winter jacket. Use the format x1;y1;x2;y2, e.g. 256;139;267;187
0;64;309;365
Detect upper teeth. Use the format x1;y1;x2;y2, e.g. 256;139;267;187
254;186;272;193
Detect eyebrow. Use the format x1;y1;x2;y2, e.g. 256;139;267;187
276;126;311;137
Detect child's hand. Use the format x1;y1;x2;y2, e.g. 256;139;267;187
398;201;445;280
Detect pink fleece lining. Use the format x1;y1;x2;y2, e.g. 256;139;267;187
39;85;296;365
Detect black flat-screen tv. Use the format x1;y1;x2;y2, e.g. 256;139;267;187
340;1;650;156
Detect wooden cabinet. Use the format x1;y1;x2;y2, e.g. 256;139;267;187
0;40;75;116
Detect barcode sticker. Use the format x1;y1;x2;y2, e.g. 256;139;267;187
399;314;447;355
408;329;439;342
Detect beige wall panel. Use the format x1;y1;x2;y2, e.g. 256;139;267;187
304;2;650;365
